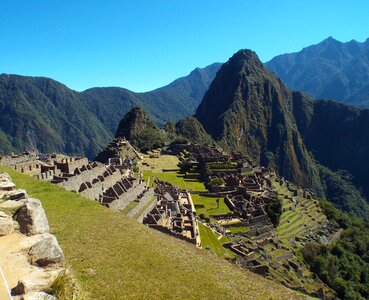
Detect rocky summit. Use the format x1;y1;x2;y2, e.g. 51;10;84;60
196;49;318;189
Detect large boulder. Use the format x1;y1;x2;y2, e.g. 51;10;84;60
16;199;49;235
3;189;29;201
29;234;64;267
0;211;14;236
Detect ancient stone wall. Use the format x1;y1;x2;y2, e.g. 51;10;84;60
108;180;146;211
127;188;155;221
80;169;124;200
58;164;106;191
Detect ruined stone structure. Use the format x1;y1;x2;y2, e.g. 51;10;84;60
143;180;200;246
1;152;153;215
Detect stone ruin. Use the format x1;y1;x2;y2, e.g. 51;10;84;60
0;151;155;215
143;179;201;247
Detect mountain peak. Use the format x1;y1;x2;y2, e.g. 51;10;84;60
114;106;166;152
115;106;154;139
196;49;316;188
228;49;263;68
323;36;340;44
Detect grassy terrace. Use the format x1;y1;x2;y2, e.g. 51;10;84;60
274;183;327;243
143;169;207;191
0;166;303;299
198;223;235;259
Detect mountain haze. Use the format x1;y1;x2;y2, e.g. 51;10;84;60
265;37;369;107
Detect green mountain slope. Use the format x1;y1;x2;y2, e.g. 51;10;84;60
196;50;320;189
265;37;369;107
80;62;221;129
293;97;369;213
0;64;220;158
0;74;111;158
114;106;166;151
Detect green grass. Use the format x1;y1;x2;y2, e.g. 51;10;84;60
141;155;179;172
192;194;232;217
198;222;235;259
121;201;139;214
143;170;207;192
1;166;302;299
142;169;232;217
226;226;249;234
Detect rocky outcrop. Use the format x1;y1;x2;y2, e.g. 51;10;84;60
23;291;57;300
0;173;65;298
29;234;65;267
16;199;50;236
0;211;14;236
11;282;58;299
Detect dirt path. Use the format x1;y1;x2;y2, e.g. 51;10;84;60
0;233;62;296
0;266;12;300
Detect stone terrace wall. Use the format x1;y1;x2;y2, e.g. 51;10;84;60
57;164;106;191
108;180;146;211
80;169;125;200
127;188;155;221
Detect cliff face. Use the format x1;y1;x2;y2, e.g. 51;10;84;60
196;50;319;188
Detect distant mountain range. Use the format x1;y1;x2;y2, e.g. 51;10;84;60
265;37;369;107
3;36;369;159
0;63;220;158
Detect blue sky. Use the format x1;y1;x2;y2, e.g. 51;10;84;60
1;0;368;92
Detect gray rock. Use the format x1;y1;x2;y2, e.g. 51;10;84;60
29;234;64;267
16;198;49;235
3;189;28;201
0;172;11;181
0;211;14;236
0;180;16;191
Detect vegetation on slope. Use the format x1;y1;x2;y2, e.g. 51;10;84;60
0;64;220;157
195;49;322;192
302;200;369;299
115;107;166;152
174;117;216;146
0;74;111;158
1;166;300;299
81;63;221;128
